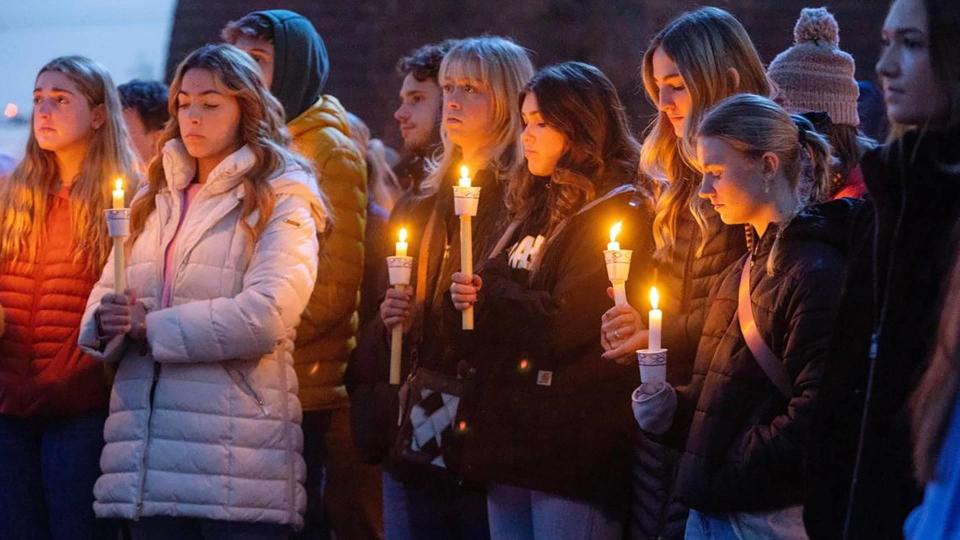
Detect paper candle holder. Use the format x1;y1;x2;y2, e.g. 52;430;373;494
387;256;414;286
637;348;667;384
604;249;633;282
105;208;130;238
453;186;482;216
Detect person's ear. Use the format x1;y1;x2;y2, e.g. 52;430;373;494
727;67;741;92
91;103;106;130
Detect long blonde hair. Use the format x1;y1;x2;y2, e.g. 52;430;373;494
697;94;832;274
0;56;137;277
639;7;770;260
421;36;534;197
130;44;325;250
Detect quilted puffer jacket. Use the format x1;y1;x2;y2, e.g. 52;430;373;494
77;140;325;529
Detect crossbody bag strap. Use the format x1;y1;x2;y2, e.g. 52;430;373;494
737;258;793;399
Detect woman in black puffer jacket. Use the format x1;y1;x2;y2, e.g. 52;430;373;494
627;94;853;539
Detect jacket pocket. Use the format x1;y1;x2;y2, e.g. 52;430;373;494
223;365;269;416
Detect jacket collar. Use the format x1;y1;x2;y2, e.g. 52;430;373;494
161;139;256;195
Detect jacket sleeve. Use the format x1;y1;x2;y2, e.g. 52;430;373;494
296;130;368;342
707;261;843;502
78;238;139;363
144;194;320;363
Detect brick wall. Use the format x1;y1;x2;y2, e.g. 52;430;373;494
167;0;889;149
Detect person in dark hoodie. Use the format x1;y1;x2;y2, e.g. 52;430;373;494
803;0;960;538
223;11;374;540
630;94;851;538
448;61;657;540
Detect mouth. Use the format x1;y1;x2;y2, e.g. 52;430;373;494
183;133;204;140
37;126;56;134
668;115;684;124
445;117;462;125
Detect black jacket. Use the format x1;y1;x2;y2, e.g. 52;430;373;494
804;129;960;540
346;168;508;472
453;187;655;515
659;203;748;385
671;200;854;512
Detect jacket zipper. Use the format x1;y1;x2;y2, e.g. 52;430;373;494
235;369;268;415
135;362;161;518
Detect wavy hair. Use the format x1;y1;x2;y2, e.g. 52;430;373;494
639;7;770;260
506;62;658;270
129;44;326;251
0;56;137;277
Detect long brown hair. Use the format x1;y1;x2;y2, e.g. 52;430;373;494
639;7;770;261
911;240;960;483
507;62;657;259
0;56;137;277
129;44;322;249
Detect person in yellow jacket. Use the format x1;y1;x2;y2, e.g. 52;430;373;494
224;10;381;540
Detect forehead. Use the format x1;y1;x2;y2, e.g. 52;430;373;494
234;35;274;54
698;136;740;163
521;92;539;113
35;71;80;92
400;73;439;94
180;68;224;94
651;47;681;78
441;56;485;84
885;0;927;32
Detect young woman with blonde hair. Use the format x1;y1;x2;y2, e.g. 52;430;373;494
633;93;850;539
349;35;534;540
598;8;770;538
0;55;137;540
78;43;329;539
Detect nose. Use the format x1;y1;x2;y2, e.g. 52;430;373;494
698;174;715;200
445;89;462;111
521;124;535;146
394;103;408;122
35;99;53;117
184;104;201;124
876;40;899;81
659;87;674;113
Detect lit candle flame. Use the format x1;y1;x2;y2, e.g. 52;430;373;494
609;221;622;244
458;165;471;188
114;178;124;192
650;286;660;310
399;228;407;243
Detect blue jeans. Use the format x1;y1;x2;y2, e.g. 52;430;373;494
486;484;623;540
0;412;113;540
128;517;289;539
685;508;808;540
382;470;489;540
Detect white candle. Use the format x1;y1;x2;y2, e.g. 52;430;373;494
455;165;476;330
649;286;662;351
396;228;408;258
112;178;125;209
608;221;621;251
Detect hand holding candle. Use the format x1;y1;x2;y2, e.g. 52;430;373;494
453;165;481;330
603;221;632;306
387;228;414;385
105;178;129;294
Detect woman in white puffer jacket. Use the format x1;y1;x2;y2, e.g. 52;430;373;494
78;44;331;539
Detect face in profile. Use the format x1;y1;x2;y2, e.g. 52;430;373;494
123;108;162;167
877;0;950;126
234;35;275;89
441;68;495;151
520;92;568;177
652;47;693;138
697;135;770;226
176;68;242;165
33;71;104;155
394;73;443;152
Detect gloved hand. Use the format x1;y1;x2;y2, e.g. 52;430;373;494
631;381;676;435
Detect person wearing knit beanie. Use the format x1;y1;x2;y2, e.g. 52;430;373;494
769;7;876;200
768;6;860;127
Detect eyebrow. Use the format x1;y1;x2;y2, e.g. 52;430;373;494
246;47;271;54
655;73;683;83
33;87;76;95
177;90;222;97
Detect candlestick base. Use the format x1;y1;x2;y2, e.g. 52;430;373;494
604;249;632;283
453;186;482;217
637;348;667;384
387;256;414;286
105;208;130;238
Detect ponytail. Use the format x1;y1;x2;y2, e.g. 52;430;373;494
792;114;833;205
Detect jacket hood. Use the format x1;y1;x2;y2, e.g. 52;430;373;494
254;9;329;122
759;197;863;256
